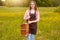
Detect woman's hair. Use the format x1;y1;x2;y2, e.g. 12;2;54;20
29;0;37;11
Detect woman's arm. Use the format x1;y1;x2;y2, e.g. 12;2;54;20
35;10;40;22
24;10;30;21
28;10;40;24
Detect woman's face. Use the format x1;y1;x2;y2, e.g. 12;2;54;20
30;2;35;9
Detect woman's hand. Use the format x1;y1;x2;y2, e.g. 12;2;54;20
26;15;30;20
28;20;38;24
28;21;33;24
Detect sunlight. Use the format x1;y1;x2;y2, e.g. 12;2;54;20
11;0;28;6
12;0;27;4
1;0;28;6
1;0;6;2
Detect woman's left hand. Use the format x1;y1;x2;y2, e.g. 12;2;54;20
28;21;33;24
28;20;37;24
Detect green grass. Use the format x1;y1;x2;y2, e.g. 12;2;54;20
0;6;60;40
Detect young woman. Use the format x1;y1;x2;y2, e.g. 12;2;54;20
24;0;40;40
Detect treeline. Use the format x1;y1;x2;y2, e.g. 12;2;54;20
34;0;60;7
0;0;60;7
0;0;3;6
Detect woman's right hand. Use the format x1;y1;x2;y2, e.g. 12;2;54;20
26;15;30;20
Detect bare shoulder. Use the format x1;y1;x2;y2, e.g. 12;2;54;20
36;10;40;14
25;9;30;15
36;10;40;12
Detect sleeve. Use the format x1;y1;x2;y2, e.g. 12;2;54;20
24;10;29;20
36;10;40;22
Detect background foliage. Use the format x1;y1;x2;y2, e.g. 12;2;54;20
0;0;60;7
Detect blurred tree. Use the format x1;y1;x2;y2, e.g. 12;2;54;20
0;0;3;6
54;0;60;6
0;0;60;7
35;0;60;7
4;0;29;7
35;0;55;7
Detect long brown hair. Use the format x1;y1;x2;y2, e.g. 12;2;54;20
29;0;37;11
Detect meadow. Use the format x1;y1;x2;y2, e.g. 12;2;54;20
0;6;60;40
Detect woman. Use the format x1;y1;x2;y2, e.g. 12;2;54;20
24;0;40;40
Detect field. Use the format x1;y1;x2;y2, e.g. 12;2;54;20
0;6;60;40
